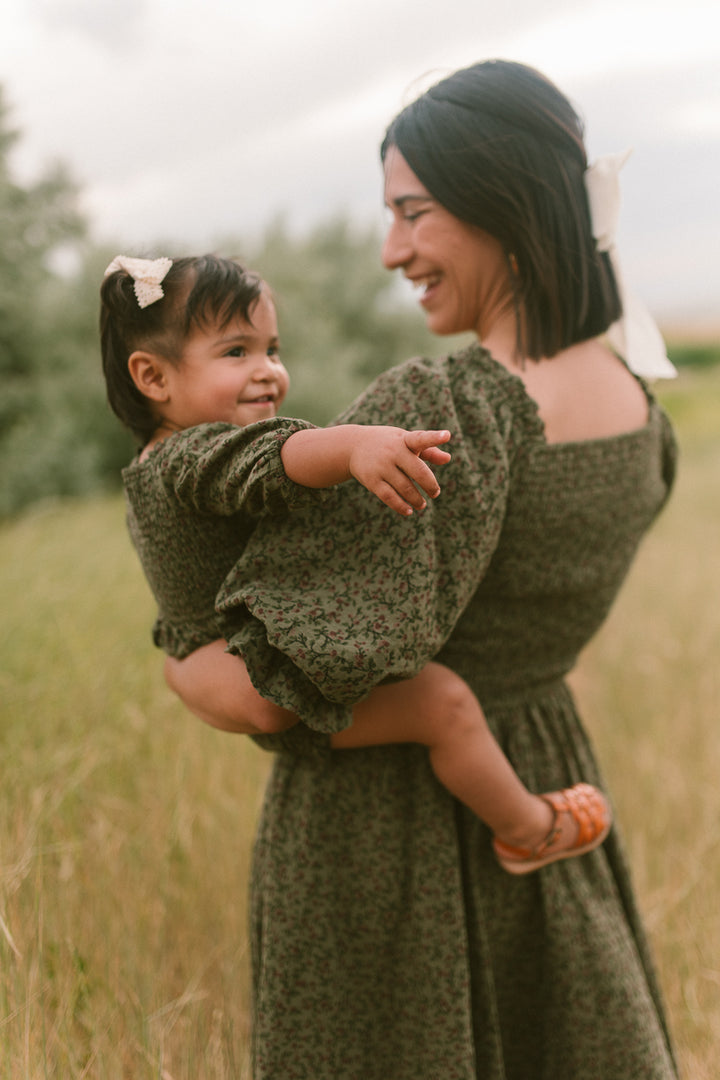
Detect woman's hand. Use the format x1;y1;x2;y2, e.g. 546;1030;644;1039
164;639;298;735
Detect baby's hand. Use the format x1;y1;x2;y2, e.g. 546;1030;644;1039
348;427;451;516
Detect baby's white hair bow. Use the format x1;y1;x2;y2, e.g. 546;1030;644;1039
104;255;173;308
584;152;676;380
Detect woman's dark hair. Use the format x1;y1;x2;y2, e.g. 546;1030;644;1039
100;254;264;445
381;59;622;359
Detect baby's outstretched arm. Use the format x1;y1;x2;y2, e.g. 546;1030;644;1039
281;425;451;516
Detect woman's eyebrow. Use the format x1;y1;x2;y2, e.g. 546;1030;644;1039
387;193;435;210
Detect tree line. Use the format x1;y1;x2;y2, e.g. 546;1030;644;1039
0;88;715;519
0;88;457;518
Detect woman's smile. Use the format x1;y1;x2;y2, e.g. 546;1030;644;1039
382;146;513;338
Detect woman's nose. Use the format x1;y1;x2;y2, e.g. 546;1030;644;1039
381;219;411;270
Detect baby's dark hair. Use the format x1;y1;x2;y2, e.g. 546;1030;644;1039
100;254;264;445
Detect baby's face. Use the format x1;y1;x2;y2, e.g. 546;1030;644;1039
164;290;290;430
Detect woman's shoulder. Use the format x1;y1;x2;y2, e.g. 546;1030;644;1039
446;342;545;429
344;343;545;447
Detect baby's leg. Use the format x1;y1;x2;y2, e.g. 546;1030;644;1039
331;662;553;849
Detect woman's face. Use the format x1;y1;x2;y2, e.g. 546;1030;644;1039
382;146;511;338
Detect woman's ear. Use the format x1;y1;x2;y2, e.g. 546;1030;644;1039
128;351;170;402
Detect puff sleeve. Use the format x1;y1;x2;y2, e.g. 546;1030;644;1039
217;349;528;735
153;418;321;516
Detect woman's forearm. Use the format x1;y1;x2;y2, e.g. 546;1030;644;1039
163;641;298;735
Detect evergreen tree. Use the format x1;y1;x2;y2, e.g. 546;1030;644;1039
0;88;84;384
0;90;134;515
0;90;469;516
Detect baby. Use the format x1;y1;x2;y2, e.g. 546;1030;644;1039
101;253;611;874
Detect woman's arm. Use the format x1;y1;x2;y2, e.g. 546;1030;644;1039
281;425;451;516
163;639;298;735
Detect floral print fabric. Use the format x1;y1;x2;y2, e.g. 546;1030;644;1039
228;346;679;1079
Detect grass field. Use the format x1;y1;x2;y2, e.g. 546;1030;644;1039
1;367;718;1077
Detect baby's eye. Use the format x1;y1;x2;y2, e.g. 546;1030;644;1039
267;344;281;359
226;346;246;358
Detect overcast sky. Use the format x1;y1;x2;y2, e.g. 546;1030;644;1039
1;0;718;328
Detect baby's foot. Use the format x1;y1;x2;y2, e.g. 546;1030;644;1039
492;783;612;875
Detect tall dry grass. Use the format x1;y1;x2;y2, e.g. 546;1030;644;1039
0;498;270;1077
1;367;718;1077
571;367;720;1079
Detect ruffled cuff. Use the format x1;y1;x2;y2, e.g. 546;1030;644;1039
250;725;332;758
224;610;355;734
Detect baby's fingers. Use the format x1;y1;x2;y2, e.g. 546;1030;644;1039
400;454;447;500
374;485;423;516
420;447;452;466
406;428;452;468
404;429;452;455
375;464;436;514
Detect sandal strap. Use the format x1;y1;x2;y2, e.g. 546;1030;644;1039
493;783;612;874
541;783;608;849
494;782;610;861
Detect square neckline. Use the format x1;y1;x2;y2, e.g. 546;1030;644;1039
470;342;656;452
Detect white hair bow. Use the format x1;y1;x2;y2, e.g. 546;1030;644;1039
104;255;173;308
585;152;676;380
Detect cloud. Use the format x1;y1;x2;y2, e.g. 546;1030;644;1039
2;0;719;320
31;0;146;53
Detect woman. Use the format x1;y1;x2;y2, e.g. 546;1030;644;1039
167;60;679;1078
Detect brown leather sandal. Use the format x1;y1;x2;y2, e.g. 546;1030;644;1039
492;782;612;875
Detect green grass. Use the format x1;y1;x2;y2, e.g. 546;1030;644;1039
1;366;718;1077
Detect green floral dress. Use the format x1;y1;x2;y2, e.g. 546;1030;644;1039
216;345;679;1080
